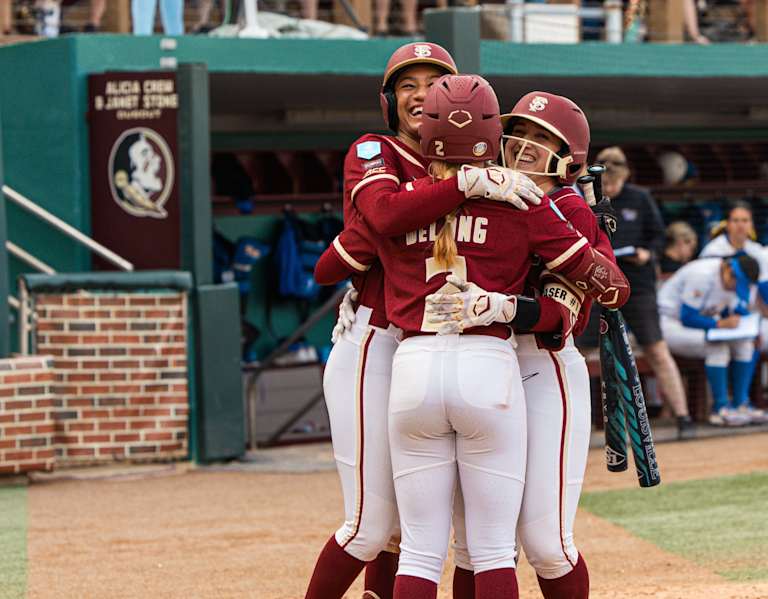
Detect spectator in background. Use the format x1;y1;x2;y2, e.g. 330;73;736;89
579;146;695;439
132;0;184;35
0;0;12;36
35;0;60;37
193;0;217;32
658;253;764;426
660;221;698;278
83;0;106;32
740;0;756;38
700;201;768;304
684;0;710;44
374;0;417;36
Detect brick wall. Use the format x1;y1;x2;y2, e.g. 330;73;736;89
0;356;56;474
34;291;189;466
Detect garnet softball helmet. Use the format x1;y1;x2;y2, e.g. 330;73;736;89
379;42;458;133
419;74;502;163
500;91;590;184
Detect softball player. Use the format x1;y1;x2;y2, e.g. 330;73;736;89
699;201;768;368
315;75;629;599
658;254;762;426
304;43;543;599
430;92;622;599
699;201;768;304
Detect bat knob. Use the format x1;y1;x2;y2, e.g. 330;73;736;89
588;164;606;177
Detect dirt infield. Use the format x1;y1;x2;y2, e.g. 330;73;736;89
25;433;768;599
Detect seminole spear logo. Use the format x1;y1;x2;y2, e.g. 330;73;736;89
108;127;174;218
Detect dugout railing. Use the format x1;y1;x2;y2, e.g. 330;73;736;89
3;184;134;354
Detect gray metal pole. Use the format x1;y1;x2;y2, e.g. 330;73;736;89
423;7;482;74
604;0;623;43
507;0;524;42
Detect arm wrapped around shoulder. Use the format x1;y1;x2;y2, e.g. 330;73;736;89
563;247;630;309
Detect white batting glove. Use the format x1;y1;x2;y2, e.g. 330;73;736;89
331;287;358;343
456;165;543;211
424;275;517;334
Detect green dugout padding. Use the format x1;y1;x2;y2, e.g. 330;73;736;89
194;283;244;462
21;270;192;293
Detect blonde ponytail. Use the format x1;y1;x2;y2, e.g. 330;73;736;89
433;212;458;269
427;160;464;269
427;160;461;269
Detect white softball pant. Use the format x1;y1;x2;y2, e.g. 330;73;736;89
388;334;527;584
324;306;401;561
452;335;590;580
660;315;754;366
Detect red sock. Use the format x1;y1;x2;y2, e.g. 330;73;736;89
304;536;366;599
393;574;438;599
537;554;590;599
452;566;475;599
364;551;399;599
475;568;518;599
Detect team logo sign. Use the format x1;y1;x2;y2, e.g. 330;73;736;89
108;127;174;219
413;44;432;58
448;110;473;129
472;142;488;157
528;96;549;112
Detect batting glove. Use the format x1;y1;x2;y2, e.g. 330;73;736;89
331;286;358;343
424;275;518;335
591;198;617;239
457;165;543;211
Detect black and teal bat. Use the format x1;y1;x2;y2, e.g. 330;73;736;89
599;309;661;488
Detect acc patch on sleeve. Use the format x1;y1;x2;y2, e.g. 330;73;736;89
357;141;382;160
362;158;385;170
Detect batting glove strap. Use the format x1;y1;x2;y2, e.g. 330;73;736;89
510;295;541;332
540;272;584;320
456;165;543;210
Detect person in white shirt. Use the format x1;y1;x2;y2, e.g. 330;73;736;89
658;254;764;426
699;201;768;302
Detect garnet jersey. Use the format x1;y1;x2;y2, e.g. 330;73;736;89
526;186;619;339
551;187;617;337
320;177;599;335
342;133;463;327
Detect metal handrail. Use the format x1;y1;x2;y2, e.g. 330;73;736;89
6;241;55;275
3;185;134;272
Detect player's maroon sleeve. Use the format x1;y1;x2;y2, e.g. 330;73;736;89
315;249;356;286
314;221;378;286
556;195;617;263
525;200;629;309
356;176;466;237
343;134;465;236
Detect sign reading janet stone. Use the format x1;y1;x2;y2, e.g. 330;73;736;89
89;72;180;270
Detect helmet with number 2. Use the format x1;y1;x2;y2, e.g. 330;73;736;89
380;42;458;133
420;75;502;163
500;91;590;184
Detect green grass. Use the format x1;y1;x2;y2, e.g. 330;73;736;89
0;485;27;599
580;471;768;581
